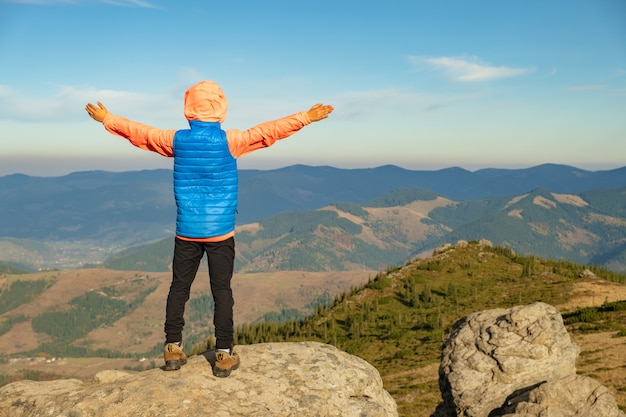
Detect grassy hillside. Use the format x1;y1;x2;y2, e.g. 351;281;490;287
423;188;626;268
1;241;625;416
0;268;373;358
214;241;626;416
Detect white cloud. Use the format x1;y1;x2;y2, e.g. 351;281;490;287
409;55;533;82
0;84;181;124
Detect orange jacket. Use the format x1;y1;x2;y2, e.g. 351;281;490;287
102;81;312;159
100;80;313;242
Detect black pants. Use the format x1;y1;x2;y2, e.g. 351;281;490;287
165;237;235;350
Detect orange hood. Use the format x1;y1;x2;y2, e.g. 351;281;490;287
183;81;228;123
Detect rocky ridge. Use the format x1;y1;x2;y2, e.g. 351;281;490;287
1;303;623;417
0;342;397;417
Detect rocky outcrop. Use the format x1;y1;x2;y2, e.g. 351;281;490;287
2;302;623;417
432;302;625;417
0;342;398;417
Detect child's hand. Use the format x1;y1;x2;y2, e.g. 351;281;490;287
85;101;110;123
307;103;334;122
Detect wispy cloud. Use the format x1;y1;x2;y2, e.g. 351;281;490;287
565;85;605;92
100;0;159;8
0;84;180;123
409;55;533;82
331;88;473;120
611;87;626;96
2;0;159;7
0;0;73;3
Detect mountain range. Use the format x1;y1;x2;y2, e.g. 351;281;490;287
0;163;625;272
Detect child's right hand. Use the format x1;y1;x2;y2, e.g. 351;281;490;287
307;103;334;122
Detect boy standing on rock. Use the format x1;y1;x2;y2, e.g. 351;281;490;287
86;80;333;377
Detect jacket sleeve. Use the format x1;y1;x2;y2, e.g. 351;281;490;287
226;111;311;158
102;114;175;157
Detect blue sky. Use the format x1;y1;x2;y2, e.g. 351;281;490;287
0;0;625;176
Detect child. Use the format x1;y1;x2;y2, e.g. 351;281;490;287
86;80;333;377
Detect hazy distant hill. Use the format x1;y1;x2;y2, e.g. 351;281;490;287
0;260;28;274
237;163;626;217
0;170;174;244
101;187;626;274
1;164;625;271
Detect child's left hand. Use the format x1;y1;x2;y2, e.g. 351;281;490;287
85;101;110;123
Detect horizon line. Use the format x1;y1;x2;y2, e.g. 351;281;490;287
1;161;625;178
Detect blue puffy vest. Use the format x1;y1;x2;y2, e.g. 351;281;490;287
172;120;238;238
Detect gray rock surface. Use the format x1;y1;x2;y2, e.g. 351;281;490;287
2;301;623;417
432;302;624;417
0;341;398;417
496;374;625;417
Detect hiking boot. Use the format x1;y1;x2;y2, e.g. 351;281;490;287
213;349;240;378
164;342;187;371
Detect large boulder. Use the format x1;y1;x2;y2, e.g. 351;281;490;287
0;341;398;417
432;302;624;417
